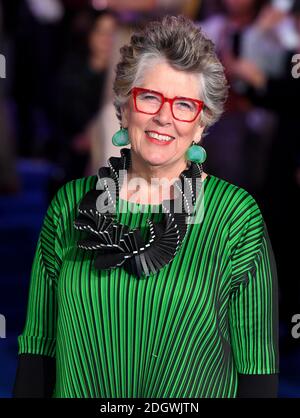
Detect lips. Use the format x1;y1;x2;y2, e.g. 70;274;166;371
145;130;175;140
145;131;175;146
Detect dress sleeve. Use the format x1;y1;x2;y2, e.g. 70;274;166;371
12;189;63;397
228;192;279;382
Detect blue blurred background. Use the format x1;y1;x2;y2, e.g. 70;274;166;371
0;0;299;397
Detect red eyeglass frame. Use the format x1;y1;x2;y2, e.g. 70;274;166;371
130;87;205;122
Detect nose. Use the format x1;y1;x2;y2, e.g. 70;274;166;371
153;100;173;125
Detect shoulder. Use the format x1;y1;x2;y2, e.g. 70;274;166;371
204;176;271;285
205;175;264;235
211;175;265;249
207;175;262;215
49;175;98;219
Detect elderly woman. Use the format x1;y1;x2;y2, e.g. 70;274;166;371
13;15;279;398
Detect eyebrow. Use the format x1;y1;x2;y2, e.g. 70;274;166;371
142;88;199;101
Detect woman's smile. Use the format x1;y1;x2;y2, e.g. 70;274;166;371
145;130;176;146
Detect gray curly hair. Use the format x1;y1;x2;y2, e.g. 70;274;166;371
113;15;229;130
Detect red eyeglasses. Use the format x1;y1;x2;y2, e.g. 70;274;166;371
130;87;205;122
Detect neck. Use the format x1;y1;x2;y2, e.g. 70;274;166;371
127;151;189;185
119;151;190;204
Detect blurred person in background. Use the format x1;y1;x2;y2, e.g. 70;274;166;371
56;9;117;182
200;0;276;198
228;0;300;347
11;0;65;159
194;0;227;21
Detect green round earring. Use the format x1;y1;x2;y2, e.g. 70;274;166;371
186;141;207;164
112;127;130;146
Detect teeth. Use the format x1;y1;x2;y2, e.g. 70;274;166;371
146;132;174;141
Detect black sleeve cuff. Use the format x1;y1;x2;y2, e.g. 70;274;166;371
237;373;279;398
12;353;56;398
12;356;278;398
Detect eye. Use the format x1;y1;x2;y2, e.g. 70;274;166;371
142;95;160;103
179;102;192;109
175;100;195;111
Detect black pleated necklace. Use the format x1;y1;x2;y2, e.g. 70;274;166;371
74;148;204;278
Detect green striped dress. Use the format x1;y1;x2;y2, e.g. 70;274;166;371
17;173;279;398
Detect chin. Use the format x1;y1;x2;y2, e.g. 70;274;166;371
140;151;172;167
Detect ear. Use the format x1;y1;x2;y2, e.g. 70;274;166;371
194;121;206;143
120;103;129;129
